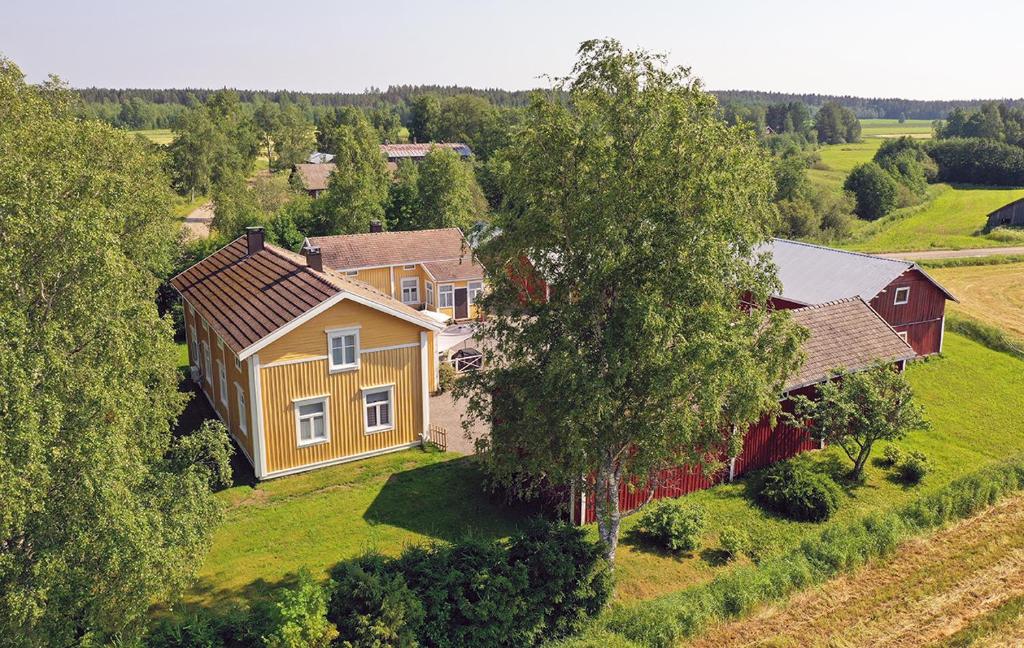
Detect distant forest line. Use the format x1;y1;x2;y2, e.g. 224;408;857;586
77;85;1024;121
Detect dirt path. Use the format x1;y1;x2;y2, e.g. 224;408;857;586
877;246;1024;261
182;201;214;239
687;497;1024;648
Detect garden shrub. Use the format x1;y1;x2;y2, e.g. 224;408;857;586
437;361;457;393
147;607;251;648
882;444;905;467
327;554;423;648
634;500;706;552
757;458;842;522
718;526;751;561
898;451;930;484
254;569;337;648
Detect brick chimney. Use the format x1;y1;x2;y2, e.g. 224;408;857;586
302;245;323;272
246;226;265;255
369;220;383;233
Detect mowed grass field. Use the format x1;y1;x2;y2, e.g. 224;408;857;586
860;118;934;139
132;128;174;145
687;495;1024;647
930;262;1024;341
183;333;1024;611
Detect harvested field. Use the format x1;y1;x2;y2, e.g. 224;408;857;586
687;496;1024;647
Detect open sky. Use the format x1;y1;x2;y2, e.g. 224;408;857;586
3;0;1022;99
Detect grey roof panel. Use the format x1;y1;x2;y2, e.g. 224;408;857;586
758;239;914;304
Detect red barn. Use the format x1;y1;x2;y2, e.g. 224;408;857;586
762;239;957;356
570;297;916;524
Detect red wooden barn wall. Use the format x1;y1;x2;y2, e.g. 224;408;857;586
869;269;947;356
573;398;818;525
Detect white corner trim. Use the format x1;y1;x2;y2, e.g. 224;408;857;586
249;353;267;479
420;331;430;436
432;331;440;389
939;314;946;353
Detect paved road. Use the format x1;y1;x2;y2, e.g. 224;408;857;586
877;246;1024;261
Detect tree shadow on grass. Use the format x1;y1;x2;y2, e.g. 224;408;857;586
363;455;541;544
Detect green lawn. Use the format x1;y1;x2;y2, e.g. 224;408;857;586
184;333;1024;610
807;139;882;192
843;184;1024;252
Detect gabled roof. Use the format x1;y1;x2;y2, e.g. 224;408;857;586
307;152;335;164
306;228;475;271
292;163;335;192
170;237;443;360
422;257;485;282
785;297;917;392
759;238;955;305
380;143;472;159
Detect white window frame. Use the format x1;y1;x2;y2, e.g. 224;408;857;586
897;331;909;343
468;281;483;305
234;355;241;371
438;284;454;308
216;335;223;351
217;360;228;406
400;277;420;304
893;286;911;305
362;385;395;434
235;383;248;435
327;327;360;373
293;395;330;447
202;341;212;384
426;281;434;307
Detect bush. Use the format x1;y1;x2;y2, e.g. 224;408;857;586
881;444;905;467
634;500;706;552
844;162;899;220
437;361;457;393
718;526;751;561
147;607;251;648
757;458;842;522
327;554;424;648
255;569;337;648
898;451;931;484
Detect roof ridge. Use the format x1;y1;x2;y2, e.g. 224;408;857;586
772;238;913;268
790;296;860;312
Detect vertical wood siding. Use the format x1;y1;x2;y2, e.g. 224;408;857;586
870;270;947;355
259;347;423;474
347;267;391;294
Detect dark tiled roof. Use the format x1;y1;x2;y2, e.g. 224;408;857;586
307;228;474;271
786;297;917;391
292;163;335;192
170;237;438;357
380;143;471;159
422;257;485;282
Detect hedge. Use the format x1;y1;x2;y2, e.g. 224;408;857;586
551;457;1024;648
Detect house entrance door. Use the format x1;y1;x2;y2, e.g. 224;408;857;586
454;288;468;319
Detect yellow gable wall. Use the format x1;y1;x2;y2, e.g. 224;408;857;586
344;267;390;294
258;299;423;366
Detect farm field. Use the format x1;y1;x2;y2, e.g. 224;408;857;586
860;118;934;139
183;333;1024;610
131;128;174;144
930;262;1024;341
687;495;1024;648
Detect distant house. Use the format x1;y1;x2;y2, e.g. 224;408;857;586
305;226;484;322
290;163;334;197
571;297;917;524
986;197;1024;229
761;239;957;356
171;227;445;480
307;151;335;164
380;143;472;171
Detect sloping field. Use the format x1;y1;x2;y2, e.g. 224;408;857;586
687;496;1024;648
930;262;1024;341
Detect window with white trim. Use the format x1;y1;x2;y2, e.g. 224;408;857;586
216;336;223;351
897;331;909;343
468;281;483;305
400;277;420;304
363;386;394;434
234;355;241;371
202;341;212;384
438;284;454;308
893;286;911;305
294;396;329;446
217;360;228;406
346;270;358;276
327;328;360;372
426;281;434;306
236;384;248;435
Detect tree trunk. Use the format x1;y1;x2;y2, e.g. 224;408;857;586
594;452;622;566
852;440;873;478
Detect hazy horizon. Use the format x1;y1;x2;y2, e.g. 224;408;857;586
4;0;1023;101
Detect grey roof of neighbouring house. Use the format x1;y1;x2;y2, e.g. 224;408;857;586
758;238;953;305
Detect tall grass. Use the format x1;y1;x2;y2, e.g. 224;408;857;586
553;458;1024;648
946;314;1024;361
920;254;1024;269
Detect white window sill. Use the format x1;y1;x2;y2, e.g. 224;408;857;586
297;437;330;448
364;425;394;435
329;364;359;374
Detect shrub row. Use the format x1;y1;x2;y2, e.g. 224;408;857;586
919;254;1024;269
149;520;610;648
947;314;1024;362
925;138;1024;186
553;457;1024;648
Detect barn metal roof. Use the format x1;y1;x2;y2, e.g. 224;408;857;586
759;238;920;305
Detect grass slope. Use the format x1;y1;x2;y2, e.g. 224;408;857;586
930;262;1024;340
185;333;1024;611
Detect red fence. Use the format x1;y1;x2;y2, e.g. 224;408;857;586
572;407;819;525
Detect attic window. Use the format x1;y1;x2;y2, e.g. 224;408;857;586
403;264;416;270
327;327;360;372
893;287;911;305
346;270;358;277
897;331;909;343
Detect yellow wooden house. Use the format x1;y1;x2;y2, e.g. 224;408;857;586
171;228;445;479
305;227;485;322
